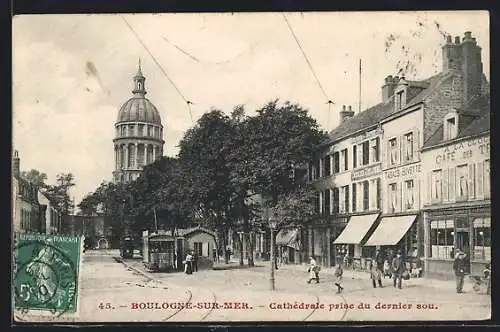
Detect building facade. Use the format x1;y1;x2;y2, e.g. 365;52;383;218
113;61;165;183
307;31;489;275
421;97;490;276
12;151;41;234
38;190;63;235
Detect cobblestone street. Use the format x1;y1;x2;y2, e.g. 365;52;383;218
72;250;490;322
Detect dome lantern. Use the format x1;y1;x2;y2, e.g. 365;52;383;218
132;58;146;97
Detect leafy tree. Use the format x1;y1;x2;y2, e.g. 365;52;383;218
21;169;48;188
43;173;76;216
227;100;328;265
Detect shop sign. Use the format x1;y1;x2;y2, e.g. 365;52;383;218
434;135;489;165
384;163;422;180
351;163;381;181
351;128;382;144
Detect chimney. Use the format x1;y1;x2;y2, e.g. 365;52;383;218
442;31;483;102
340;105;355;122
461;31;483;101
381;75;397;102
12;150;20;178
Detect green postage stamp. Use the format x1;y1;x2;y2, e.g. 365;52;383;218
13;233;83;320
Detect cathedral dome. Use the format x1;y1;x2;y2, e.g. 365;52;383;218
115;60;162;126
117;97;162;125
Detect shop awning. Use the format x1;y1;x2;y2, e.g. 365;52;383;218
275;228;300;249
333;213;380;244
364;215;417;246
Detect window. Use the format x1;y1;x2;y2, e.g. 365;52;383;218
445;116;457;140
129;125;135;136
333;152;340;173
473;218;491;261
332;187;339;213
194;242;203;257
362;141;370;165
476;162;484;197
431;170;442;202
324;155;331;176
138;124;144;136
344;185;349;213
484;160;490;198
388;138;400;166
371;138;380;163
456;165;468;200
324;189;331;215
396;90;404;110
362;181;369;211
147;125;153;137
403;132;414;162
339;186;346;213
154;127;159;138
388;183;398;213
315;192;321;214
353;146;357;168
404;180;415;210
352;183;357;212
341;149;348;171
430;220;454;259
121;126;126;136
128;145;135;168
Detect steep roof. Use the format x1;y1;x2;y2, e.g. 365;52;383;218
423;94;490;148
327;72;448;145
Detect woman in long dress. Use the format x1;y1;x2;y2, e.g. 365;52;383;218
184;252;193;274
307;256;320;284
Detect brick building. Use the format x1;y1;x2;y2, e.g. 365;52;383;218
307;31;489;273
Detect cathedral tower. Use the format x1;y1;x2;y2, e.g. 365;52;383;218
113;61;164;183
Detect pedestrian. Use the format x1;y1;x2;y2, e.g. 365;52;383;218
177;250;183;271
370;259;383;288
333;262;344;293
391;250;404;289
374;249;385;284
192;251;198;272
212;248;218;263
184;252;193;275
453;250;467;293
307;256;320;284
484;263;491;295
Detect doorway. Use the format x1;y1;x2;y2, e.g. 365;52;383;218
455;230;471;273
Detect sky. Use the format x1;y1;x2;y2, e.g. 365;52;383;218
12;11;489;207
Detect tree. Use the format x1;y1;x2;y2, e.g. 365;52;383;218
43;173;76;216
21;169;48;188
227;100;328;265
178;110;240;264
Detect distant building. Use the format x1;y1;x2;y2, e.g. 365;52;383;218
113;61;165;183
12;150;41;234
38;190;63;235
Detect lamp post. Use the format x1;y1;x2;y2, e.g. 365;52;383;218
269;216;278;291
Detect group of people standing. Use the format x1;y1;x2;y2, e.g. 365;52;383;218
183;251;198;275
306;248;408;293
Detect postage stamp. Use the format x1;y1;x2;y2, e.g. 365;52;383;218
13;234;83;320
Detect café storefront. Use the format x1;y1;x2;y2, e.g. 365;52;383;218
421;133;491;276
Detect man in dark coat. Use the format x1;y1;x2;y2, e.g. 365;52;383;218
453;250;467;293
192;251;198;272
391;250;404;289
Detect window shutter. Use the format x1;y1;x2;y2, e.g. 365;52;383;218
449;167;456;201
476;162;484;197
376;178;381;209
414;130;420;161
398;182;402;212
426;172;432;204
352;183;357;212
468;164;475;199
415;179;420;210
353;146;357;168
442;169;449;202
345;185;350;212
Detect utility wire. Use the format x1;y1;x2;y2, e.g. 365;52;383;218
282;13;330;101
121;16;194;124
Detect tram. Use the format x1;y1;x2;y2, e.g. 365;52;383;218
120;235;135;259
142;230;185;272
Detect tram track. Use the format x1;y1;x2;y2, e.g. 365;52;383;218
114;257;218;322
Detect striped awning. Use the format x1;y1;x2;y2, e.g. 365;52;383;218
275;228;300;250
333;213;379;244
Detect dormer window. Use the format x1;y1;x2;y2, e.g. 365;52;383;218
396;90;404;110
444;112;458;140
